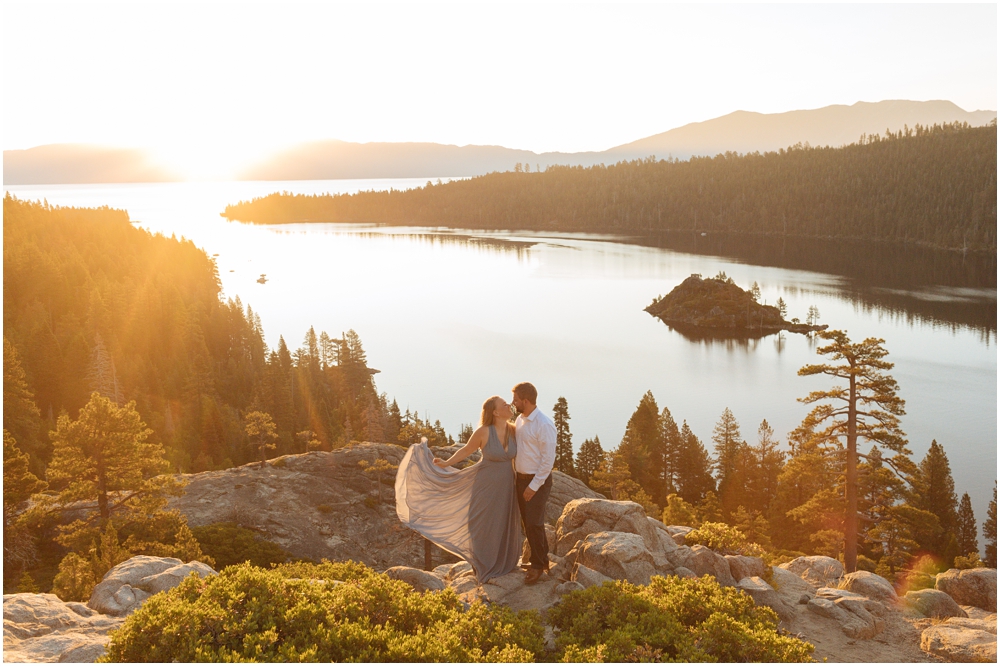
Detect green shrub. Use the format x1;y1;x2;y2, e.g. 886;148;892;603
548;576;814;663
100;561;545;662
685;522;765;557
190;523;289;570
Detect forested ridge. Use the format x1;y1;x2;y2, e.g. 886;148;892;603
3;195;457;593
224;122;997;252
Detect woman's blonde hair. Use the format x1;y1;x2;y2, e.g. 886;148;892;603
480;395;502;427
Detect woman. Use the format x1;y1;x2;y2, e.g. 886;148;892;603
395;396;521;583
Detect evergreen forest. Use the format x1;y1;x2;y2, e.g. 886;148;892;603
224;122;997;253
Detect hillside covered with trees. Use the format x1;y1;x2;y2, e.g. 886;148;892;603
224;122;997;253
3;196;455;591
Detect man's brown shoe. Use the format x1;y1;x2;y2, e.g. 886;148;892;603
525;568;544;585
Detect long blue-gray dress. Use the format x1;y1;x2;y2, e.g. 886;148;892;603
395;426;522;582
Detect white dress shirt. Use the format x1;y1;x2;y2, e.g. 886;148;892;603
514;407;557;492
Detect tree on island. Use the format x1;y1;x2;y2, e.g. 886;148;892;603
794;329;909;572
553;397;575;476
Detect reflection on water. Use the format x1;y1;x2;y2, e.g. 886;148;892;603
628;231;996;336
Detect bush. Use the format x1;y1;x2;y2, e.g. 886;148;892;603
190;523;289;570
954;552;985;569
100;561;545;662
548;576;813;663
685;522;765;557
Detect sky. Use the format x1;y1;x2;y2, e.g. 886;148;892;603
3;2;997;179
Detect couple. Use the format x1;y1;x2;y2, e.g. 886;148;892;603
395;382;556;584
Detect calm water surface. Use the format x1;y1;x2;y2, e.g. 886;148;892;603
6;180;997;520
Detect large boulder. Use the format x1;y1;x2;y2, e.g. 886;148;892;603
726;555;767;583
770;565;817;604
3;593;123;663
88;555;216;616
839;570;897;604
904;588;968;619
546;473;604;524
567;531;658;585
384;566;447;592
936;568;997;612
669;545;736;587
921;623;997;662
555;500;667;560
572;564;614;588
807;588;885;639
779;556;844;588
737;576;794;621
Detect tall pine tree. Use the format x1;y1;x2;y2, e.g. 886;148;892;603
913;440;959;558
711;408;743;512
984;483;997;568
618;391;663;500
675;421;716;504
575;437;604;487
552;397;574;476
955;493;979;557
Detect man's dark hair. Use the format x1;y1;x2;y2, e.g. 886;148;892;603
512;382;537;404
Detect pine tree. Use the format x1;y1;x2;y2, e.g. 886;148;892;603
712;408;743;509
591;451;635;501
732;505;773;549
575;437;604;487
3;337;42;465
912;440;959;557
244;411;278;468
618;391;664;499
749;419;784;514
794;329;909;572
697;490;724;524
675;421;716;504
659;407;682;495
984;483;997;568
43;393;186;553
4;430;47;572
776;297;788;319
552;397;575;476
955;493;979;557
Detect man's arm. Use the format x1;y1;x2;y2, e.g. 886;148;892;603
527;419;557;492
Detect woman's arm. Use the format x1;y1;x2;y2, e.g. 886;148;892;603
434;427;486;467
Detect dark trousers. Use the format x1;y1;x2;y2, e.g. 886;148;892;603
516;472;553;570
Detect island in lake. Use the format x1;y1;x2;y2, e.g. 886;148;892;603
645;273;827;336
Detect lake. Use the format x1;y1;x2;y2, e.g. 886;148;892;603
5;180;997;521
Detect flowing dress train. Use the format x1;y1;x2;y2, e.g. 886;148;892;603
395;427;522;582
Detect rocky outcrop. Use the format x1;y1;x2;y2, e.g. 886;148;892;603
737;576;794;621
807;588;885;639
644;274;825;335
555;499;670;565
384;566;446;593
4;555;218;663
904;588;968;619
88;556;216;617
726;555;767;582
169;443;599;570
3;593;122;663
936;568;997;612
670;545;736;587
839;570;898;604
778;556;844;588
921;616;997;663
566;532;658;585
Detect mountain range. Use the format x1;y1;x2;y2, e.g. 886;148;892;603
4;100;994;184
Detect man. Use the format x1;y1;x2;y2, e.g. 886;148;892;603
512;381;557;585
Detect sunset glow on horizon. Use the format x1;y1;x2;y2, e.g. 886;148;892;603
4;2;996;180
